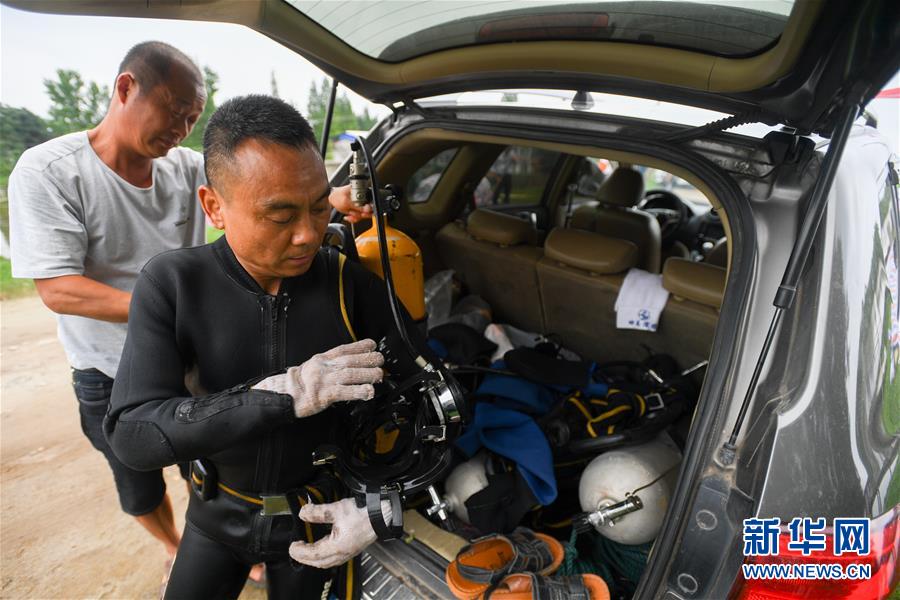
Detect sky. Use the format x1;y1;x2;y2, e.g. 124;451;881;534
0;4;389;120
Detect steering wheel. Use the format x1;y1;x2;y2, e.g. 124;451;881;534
639;190;690;244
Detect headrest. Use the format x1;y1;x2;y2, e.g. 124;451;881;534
663;258;726;308
467;209;535;246
597;168;645;207
704;237;728;268
544;228;638;274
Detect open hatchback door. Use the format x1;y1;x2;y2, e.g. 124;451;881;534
6;0;900;136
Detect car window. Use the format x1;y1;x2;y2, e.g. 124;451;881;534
287;1;793;61
475;146;561;208
407;148;458;204
641;166;711;208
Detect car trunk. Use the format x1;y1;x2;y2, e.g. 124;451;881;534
324;103;782;598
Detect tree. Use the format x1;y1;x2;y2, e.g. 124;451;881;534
0;104;50;187
357;107;377;130
306;77;380;153
43;69;110;135
306;78;331;144
182;66;220;151
270;71;280;99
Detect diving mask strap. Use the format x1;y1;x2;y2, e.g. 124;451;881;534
365;486;404;541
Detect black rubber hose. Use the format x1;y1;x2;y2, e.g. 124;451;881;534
353;136;418;357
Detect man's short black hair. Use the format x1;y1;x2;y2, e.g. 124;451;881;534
203;95;318;188
118;41;201;93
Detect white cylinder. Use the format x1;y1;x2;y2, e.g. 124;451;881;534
578;435;682;545
443;452;491;523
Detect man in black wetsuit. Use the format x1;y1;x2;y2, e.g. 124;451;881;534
106;95;406;599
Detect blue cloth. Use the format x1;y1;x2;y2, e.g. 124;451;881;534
583;364;609;397
456;403;557;505
474;361;608;415
477;372;557;415
427;338;448;359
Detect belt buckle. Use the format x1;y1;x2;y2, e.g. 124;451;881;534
645;393;665;411
191;460;217;501
261;495;292;517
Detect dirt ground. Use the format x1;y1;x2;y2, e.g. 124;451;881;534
0;295;265;600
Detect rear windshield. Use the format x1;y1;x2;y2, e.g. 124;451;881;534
285;0;794;62
476;146;561;209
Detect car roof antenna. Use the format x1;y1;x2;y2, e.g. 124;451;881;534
718;101;860;467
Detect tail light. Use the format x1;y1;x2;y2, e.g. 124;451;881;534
732;506;900;599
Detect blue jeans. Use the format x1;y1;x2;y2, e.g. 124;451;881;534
72;367;166;516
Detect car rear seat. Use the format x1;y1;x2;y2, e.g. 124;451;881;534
435;209;544;332
569;167;662;273
537;228;639;363
658;258;726;369
704;237;728;268
537;228;726;368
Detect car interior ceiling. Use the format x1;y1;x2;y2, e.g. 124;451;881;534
340;127;731;594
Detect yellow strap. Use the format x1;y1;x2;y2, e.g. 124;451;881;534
307;485;324;504
590;404;632;424
586;404;632;437
192;472;265;506
193;473;318;532
218;481;264;506
299;495;316;543
346;556;354;599
338;253;358;342
566;396;593;421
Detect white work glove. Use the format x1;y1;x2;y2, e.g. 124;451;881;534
252;339;384;418
289;497;392;569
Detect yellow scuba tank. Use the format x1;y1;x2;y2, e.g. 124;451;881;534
355;215;426;322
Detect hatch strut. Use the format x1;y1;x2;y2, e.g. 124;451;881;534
718;102;860;466
319;78;339;158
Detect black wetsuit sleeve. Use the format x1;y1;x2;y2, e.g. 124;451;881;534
106;270;296;471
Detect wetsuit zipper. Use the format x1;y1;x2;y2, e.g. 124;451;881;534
253;292;286;553
260;294;282;489
267;295;279;371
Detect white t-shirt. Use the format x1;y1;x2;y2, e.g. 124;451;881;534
9;131;206;377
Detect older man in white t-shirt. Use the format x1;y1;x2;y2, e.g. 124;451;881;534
8;41;366;577
10;42;207;569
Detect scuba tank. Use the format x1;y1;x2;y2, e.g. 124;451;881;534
355;217;426;321
350;142;426;321
441;452;491;524
576;435;681;545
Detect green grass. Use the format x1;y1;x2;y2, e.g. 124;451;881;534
0;228;222;303
206;226;224;243
0;257;35;299
0;191;220;300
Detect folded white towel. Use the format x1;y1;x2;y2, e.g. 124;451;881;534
615;268;670;331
